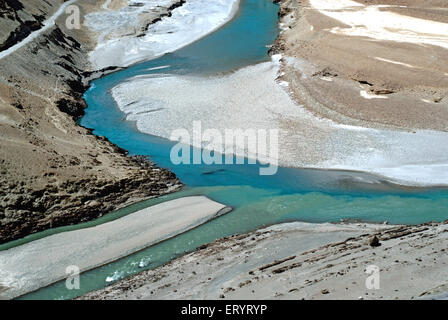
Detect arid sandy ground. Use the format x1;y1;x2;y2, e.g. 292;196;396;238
80;221;448;300
274;0;448;131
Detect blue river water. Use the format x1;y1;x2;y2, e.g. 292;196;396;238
16;0;448;299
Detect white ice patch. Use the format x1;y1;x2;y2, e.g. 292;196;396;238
111;57;448;186
86;0;240;69
360;90;388;99
102;0;112;10
310;0;448;50
374;57;416;68
146;65;171;72
112;61;299;162
319;129;448;186
105;270;125;283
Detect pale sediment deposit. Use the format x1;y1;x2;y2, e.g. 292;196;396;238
111;55;448;186
0;196;230;300
86;0;241;69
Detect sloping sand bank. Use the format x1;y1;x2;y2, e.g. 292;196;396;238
0;196;230;300
80;221;448;300
276;0;448;131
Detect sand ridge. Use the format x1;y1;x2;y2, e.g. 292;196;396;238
0;196;231;300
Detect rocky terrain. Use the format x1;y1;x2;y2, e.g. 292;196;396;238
0;0;58;52
0;0;183;244
80;220;448;300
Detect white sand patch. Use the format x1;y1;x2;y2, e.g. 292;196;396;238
0;114;15;125
102;0;112;10
360;90;388;99
320;129;448;186
111;57;448;186
374;57;416;68
0;196;230;299
85;0;240;69
146;65;171;72
310;0;448;49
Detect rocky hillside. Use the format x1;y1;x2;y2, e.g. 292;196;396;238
0;0;62;51
0;0;182;244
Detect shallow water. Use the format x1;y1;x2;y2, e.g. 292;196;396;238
17;0;448;299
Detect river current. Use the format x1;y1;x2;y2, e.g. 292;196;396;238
13;0;448;299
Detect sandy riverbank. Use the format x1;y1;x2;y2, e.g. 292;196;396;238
0;196;230;300
79;220;448;300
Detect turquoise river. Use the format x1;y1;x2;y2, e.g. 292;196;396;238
5;0;447;299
